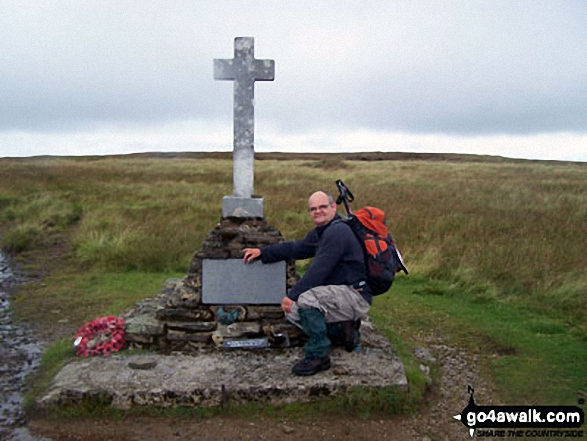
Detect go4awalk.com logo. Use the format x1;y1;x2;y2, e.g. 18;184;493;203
453;386;585;438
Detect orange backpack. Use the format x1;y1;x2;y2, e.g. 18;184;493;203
336;181;408;295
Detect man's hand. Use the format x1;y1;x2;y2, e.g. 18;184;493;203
281;296;294;314
243;248;261;263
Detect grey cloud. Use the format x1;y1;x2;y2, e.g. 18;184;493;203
0;0;586;138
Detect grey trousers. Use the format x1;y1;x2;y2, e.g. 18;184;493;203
286;285;370;325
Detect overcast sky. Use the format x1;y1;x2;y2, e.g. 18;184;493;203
1;1;586;161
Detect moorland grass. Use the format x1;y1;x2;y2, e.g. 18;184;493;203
371;276;587;405
14;269;184;330
1;154;586;408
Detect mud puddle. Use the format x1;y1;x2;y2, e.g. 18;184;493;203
0;252;47;440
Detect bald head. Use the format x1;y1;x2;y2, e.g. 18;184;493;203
309;191;335;205
308;191;337;226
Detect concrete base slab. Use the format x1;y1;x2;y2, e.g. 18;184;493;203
38;347;407;410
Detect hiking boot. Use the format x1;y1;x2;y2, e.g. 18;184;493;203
292;355;331;376
341;320;361;352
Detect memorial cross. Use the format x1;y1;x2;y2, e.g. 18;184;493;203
214;37;275;218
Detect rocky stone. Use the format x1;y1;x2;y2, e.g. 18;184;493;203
186;218;295;281
245;306;284;321
155;308;213;322
419;364;432;385
161;278;183;293
265;322;303;337
332;365;350;376
125;334;154;344
128;358;158;370
211;331;224;347
185;341;211;351
413;347;437;365
124;314;165;337
217;322;262;338
165;283;201;308
283;425;295;434
166;321;217;332
166;330;212;343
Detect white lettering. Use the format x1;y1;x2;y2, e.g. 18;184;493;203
548;412;555;423
519;411;528;423
487;409;496;422
507;412;519;422
568;412;581;423
467;412;476;426
461;407;581;429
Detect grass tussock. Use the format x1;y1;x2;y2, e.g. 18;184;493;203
0;193;82;252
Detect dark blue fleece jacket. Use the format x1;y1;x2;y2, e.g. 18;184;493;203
259;214;372;304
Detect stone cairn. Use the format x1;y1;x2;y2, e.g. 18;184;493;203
122;217;305;353
123;39;307;353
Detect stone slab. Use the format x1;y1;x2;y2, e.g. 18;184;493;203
202;259;285;305
221;196;264;218
37;347;407;410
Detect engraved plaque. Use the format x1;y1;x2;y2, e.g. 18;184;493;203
202;259;285;304
222;338;269;349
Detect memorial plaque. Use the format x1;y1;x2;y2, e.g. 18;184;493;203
222;338;269;349
202;259;285;304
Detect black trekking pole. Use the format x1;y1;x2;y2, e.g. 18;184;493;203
335;179;354;216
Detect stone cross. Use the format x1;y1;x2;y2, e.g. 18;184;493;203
214;37;275;218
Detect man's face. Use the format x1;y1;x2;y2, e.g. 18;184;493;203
308;192;337;227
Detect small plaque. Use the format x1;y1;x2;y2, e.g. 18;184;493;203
202;259;285;305
222;338;269;349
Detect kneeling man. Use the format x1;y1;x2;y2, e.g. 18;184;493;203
243;191;371;376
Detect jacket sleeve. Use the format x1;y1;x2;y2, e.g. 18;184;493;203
286;224;348;301
259;230;317;264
